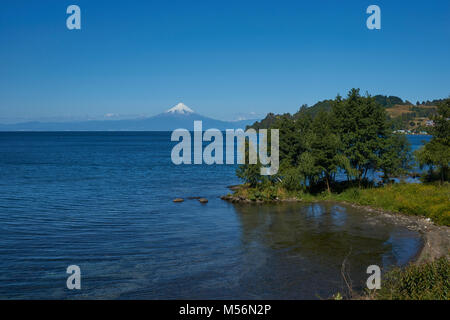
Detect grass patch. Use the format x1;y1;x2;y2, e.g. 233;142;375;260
373;257;449;300
333;183;450;226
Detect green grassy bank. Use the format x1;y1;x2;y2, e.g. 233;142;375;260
230;182;450;226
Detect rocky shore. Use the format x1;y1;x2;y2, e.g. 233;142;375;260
343;202;450;263
220;194;301;204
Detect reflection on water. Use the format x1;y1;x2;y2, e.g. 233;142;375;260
231;201;423;299
0;200;424;300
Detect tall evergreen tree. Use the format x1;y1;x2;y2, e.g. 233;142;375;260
332;89;390;185
310;110;343;192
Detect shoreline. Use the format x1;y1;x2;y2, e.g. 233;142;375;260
221;190;450;264
342;201;450;264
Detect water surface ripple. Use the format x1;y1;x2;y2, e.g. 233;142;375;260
0;132;424;299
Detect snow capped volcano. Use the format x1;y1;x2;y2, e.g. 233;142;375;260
166;103;194;115
0;102;259;131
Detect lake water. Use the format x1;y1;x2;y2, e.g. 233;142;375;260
0;133;429;299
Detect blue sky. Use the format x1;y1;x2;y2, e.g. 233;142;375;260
0;0;449;123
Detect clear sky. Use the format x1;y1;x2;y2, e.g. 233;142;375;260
0;0;449;123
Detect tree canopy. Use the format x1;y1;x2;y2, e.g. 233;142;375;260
237;89;413;192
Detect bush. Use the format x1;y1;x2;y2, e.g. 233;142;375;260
375;257;449;300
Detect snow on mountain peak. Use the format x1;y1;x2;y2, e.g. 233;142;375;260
166;103;194;114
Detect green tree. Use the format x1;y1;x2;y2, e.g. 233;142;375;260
379;134;412;183
332;89;390;185
236;161;261;187
271;112;313;190
236;137;263;187
310;111;343;193
415;99;450;182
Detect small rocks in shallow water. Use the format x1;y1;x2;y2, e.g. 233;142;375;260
198;198;208;204
173;198;184;203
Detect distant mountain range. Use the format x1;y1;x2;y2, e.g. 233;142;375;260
0;103;258;131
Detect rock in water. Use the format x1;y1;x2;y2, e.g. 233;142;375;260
198;198;208;204
173;198;184;203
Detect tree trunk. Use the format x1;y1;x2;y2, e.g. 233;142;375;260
325;175;331;194
358;170;363;188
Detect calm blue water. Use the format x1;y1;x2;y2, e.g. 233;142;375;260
0;133;428;299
